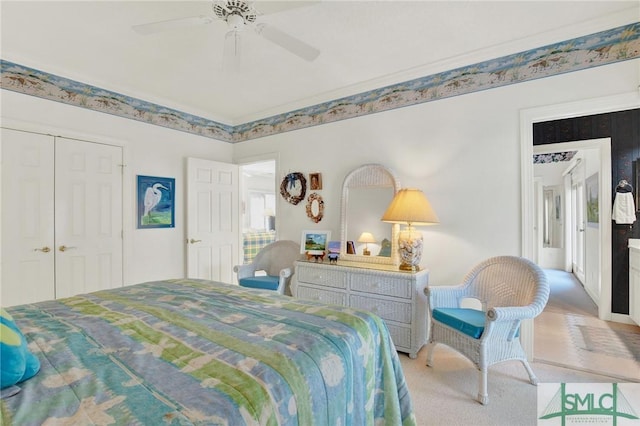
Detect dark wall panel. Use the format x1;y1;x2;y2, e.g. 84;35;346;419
533;108;640;314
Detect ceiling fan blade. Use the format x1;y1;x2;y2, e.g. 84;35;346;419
223;30;242;72
132;15;215;35
256;23;319;61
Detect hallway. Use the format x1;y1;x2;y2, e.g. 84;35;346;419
534;269;640;381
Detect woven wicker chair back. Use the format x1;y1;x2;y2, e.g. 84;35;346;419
462;256;545;312
253;240;300;276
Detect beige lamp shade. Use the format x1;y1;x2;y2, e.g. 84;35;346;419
381;188;439;225
357;232;377;244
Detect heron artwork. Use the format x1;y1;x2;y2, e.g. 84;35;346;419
137;175;175;228
144;183;168;219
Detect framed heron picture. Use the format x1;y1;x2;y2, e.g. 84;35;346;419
137;175;175;229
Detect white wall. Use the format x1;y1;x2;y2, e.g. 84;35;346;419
234;60;639;285
1;90;233;285
2;60;637;287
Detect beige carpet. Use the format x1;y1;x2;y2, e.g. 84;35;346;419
400;346;618;426
534;269;640;381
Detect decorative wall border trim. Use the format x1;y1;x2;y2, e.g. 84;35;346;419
533;151;578;164
1;61;236;142
2;22;639;144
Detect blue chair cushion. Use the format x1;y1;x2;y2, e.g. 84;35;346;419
432;308;486;339
239;276;280;291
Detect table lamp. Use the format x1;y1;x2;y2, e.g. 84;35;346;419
357;232;376;256
381;188;439;271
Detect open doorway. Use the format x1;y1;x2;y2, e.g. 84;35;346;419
238;159;277;265
518;94;639;360
533;143;607;307
521;97;640;328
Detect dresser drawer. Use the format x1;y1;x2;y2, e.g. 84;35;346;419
350;274;412;299
297;266;347;289
350;294;412;324
387;323;411;350
297;285;347;306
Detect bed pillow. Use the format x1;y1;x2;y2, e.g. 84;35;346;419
0;308;40;389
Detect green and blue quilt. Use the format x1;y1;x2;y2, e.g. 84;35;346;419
1;279;415;425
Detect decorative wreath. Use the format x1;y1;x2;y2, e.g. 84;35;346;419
306;192;324;223
280;172;307;205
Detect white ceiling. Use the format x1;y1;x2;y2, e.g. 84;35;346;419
2;1;638;126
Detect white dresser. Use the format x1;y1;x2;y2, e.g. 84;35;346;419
293;260;429;358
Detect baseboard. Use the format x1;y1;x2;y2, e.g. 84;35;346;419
610;312;636;325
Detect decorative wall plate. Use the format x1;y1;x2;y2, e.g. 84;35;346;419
280;172;306;205
306;192;324;223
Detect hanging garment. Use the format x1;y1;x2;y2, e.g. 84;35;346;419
612;192;636;224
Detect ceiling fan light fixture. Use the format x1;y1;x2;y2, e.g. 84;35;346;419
213;0;257;23
226;14;245;31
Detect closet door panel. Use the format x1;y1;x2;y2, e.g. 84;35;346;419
55;137;123;297
1;128;55;306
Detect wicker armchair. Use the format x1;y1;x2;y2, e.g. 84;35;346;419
233;240;300;295
424;256;549;405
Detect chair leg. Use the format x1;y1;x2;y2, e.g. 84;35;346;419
477;368;489;405
521;359;539;385
425;342;436;367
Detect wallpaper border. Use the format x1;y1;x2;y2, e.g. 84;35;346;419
1;22;639;144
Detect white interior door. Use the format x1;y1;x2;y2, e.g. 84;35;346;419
187;158;239;283
1;128;55;306
573;180;586;284
533;177;542;264
55;137;123;297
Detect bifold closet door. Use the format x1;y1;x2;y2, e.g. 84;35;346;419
1;129;124;306
54;137;123;298
1;128;56;306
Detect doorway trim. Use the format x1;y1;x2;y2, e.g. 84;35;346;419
520;91;639;322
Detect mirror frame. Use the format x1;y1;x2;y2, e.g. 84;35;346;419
340;164;400;265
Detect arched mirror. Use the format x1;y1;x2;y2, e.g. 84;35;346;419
340;164;400;265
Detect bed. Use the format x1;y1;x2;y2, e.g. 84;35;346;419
1;278;416;425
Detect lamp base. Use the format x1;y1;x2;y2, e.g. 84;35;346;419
397;226;423;272
399;262;420;272
363;248;371;256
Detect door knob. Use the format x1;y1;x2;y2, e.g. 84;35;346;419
59;245;76;252
188;239;202;244
34;246;51;253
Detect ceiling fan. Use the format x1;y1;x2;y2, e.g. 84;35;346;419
132;0;320;67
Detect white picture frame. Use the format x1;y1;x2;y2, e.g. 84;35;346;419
300;230;331;255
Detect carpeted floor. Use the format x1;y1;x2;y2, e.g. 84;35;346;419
400;346;619;425
534;269;640;381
